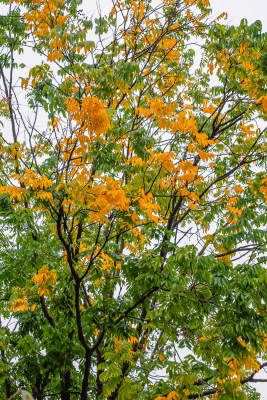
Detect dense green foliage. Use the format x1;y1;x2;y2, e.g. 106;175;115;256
0;0;267;399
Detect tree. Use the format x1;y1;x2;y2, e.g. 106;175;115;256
0;0;266;398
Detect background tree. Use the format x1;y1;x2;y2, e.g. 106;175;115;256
0;0;267;399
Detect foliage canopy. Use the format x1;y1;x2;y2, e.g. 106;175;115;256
0;0;267;399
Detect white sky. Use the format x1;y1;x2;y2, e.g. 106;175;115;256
210;0;267;31
89;0;267;31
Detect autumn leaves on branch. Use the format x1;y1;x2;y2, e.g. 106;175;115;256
0;0;267;399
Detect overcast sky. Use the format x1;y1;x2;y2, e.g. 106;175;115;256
211;0;267;31
91;0;267;32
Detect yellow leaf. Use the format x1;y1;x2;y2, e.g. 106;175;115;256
203;104;216;114
188;202;198;210
228;197;238;206
166;391;179;400
32;266;57;297
10;296;29;312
